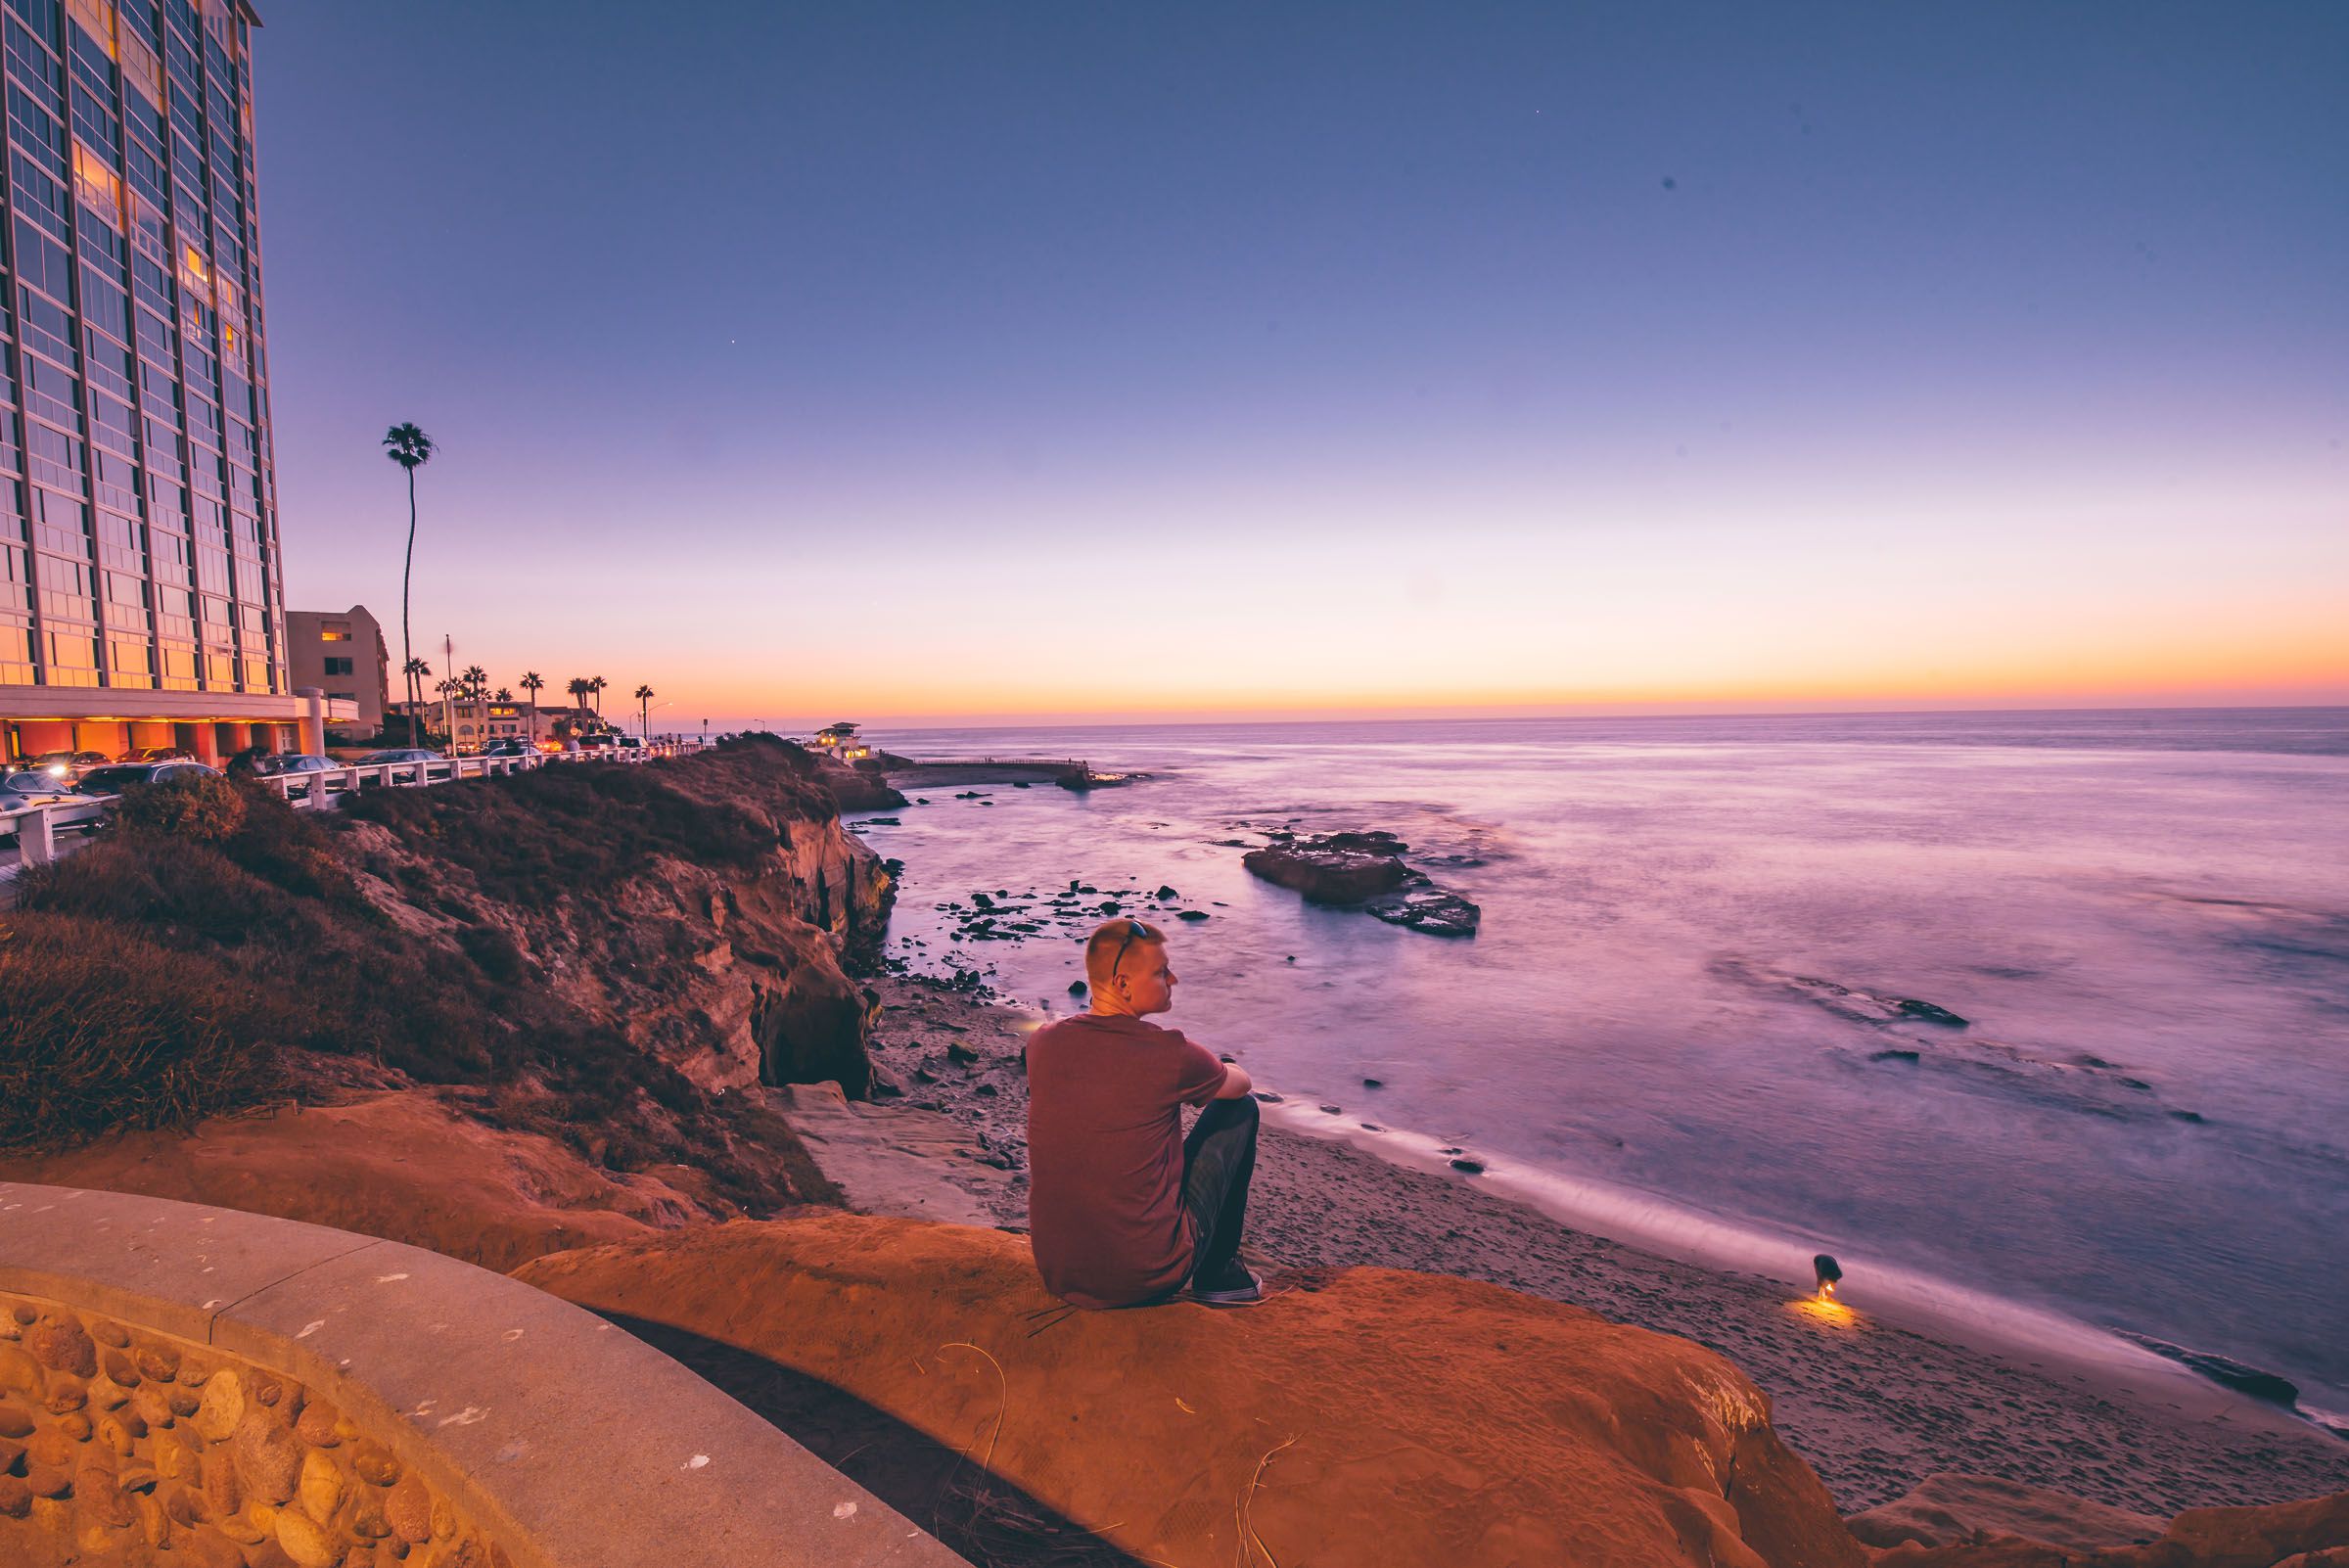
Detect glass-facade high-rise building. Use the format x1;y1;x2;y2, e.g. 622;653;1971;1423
0;0;298;766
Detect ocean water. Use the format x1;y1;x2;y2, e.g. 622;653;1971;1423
852;709;2349;1410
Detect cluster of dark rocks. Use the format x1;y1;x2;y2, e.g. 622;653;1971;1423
1241;830;1481;938
900;879;1223;966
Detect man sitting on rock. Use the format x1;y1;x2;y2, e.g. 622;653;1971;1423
1025;918;1266;1308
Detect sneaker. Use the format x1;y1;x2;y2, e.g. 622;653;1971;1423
1181;1264;1266;1307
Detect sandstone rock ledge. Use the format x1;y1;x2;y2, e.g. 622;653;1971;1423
515;1214;1863;1568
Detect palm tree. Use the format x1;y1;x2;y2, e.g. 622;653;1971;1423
400;656;432;744
521;670;544;744
566;676;590;725
633;683;655;739
494;686;513;704
587;674;608;718
461;664;487;700
383;423;436;719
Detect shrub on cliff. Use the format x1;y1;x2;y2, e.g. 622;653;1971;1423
341;741;818;908
0;912;283;1145
2;749;856;1222
112;768;246;842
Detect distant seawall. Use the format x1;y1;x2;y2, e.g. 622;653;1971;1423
0;1183;960;1568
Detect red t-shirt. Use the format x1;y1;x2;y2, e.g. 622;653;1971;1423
1025;1013;1230;1309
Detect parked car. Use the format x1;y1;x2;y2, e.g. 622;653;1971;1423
357;749;443;765
480;739;532;758
116;745;194;763
30;749;110;779
3;769;86;808
258;753;337;776
70;761;224;797
0;769;104;839
614;735;644;752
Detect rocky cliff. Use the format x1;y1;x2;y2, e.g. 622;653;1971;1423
338;736;897;1094
1;738;893;1255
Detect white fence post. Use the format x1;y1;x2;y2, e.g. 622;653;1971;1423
19;804;56;866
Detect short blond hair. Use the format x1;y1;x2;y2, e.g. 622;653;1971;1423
1084;917;1166;988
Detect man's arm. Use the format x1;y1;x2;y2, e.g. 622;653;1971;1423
1212;1062;1253;1099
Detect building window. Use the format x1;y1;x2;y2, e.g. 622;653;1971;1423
318;623;349;641
323;655;352;675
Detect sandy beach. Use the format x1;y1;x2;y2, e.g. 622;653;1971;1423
861;973;2349;1519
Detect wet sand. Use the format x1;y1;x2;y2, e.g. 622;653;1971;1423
864;975;2349;1517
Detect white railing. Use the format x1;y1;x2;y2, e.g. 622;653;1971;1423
1;742;707;869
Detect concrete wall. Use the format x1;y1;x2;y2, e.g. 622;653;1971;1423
284;608;389;738
0;1183;964;1568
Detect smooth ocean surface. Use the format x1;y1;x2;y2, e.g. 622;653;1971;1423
853;709;2349;1409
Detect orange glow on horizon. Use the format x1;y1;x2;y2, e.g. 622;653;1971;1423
658;652;2349;729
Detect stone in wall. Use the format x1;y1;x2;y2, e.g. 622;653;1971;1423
1;1291;508;1568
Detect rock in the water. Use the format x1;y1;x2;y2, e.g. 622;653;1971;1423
1155;885;1178;900
1176;909;1210;921
1450;1157;1486;1174
1068;981;1088;995
2117;1333;2301;1406
1363;1078;1384;1088
1367;890;1481;937
1244;831;1479;937
1242;835;1410;903
1250;1090;1284;1103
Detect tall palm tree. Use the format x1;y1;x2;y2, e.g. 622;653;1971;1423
383;423;436;719
566;676;590;723
460;665;488;735
400;656;432;743
521;670;544;744
587;674;608;718
633;683;655;739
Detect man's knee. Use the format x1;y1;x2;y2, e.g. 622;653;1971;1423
1205;1093;1260;1131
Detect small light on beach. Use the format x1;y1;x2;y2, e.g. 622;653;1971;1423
1813;1253;1843;1300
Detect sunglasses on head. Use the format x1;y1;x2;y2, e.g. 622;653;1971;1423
1106;920;1150;977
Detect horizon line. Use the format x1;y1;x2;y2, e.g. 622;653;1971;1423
677;697;2349;734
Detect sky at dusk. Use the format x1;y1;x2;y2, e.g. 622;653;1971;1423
254;2;2348;726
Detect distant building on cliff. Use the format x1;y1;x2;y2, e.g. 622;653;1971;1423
0;1;303;768
286;607;388;740
813;720;871;760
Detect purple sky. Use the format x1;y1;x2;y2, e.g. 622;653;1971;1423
256;3;2347;725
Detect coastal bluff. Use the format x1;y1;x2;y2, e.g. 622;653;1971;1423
515;1214;1867;1568
3;737;903;1264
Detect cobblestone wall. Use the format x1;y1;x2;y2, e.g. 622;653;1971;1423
0;1291;507;1568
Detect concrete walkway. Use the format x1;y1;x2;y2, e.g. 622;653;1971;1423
0;1182;968;1568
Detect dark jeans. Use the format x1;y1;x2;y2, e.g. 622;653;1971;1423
1179;1094;1260;1284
